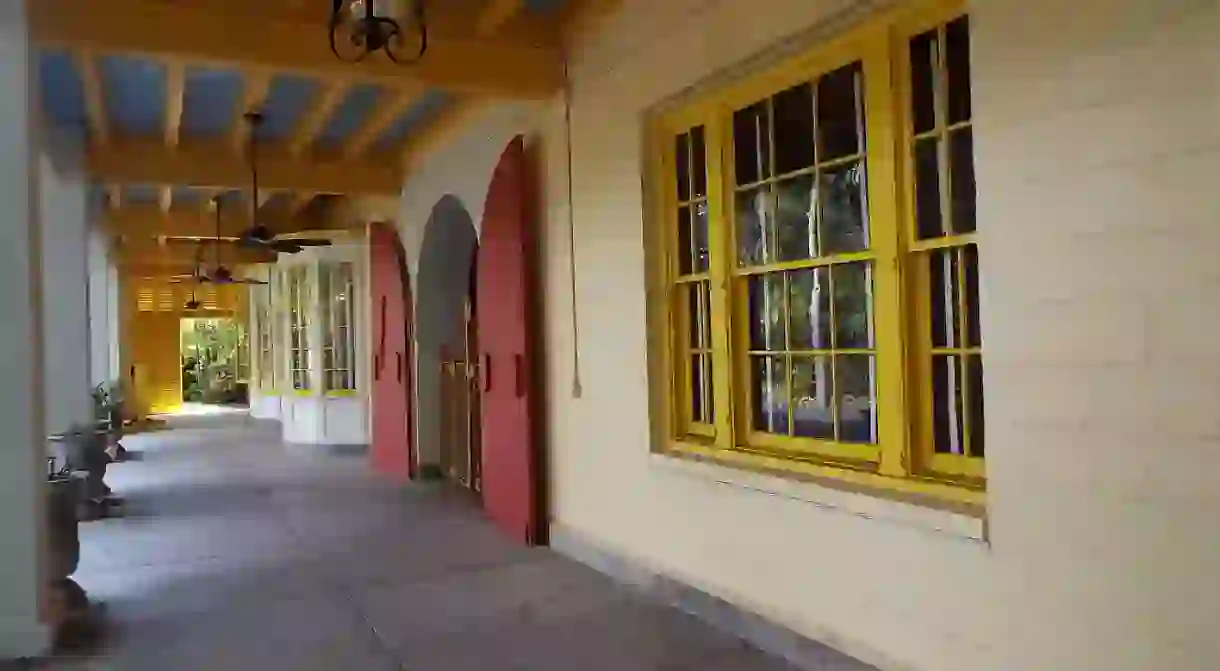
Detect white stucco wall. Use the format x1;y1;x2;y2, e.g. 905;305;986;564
39;127;92;434
0;0;50;656
390;0;1220;669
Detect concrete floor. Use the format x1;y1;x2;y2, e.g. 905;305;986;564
49;415;797;670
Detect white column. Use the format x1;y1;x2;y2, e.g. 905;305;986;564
87;203;112;388
39;126;91;433
0;1;51;656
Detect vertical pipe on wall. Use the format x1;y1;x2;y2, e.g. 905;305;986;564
562;51;583;399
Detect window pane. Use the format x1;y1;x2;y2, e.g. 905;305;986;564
816;62;863;161
691;355;708;423
776;175;817;261
928;249;961;348
751;355;787;434
832;262;873;349
791;356;833;439
835;354;876;444
946;16;972;125
748;274;786;351
736;187;775;267
932;355;966;455
675;132;691;202
704;357;715;422
687;282;711;349
691;126;708;198
964;245;981;347
733;102;771;186
914;138;943;239
787;267;831;350
693;201;710;272
950;128;976;234
967;355;985;457
677;205;693;275
773;82;816;174
819;162;868;254
909;30;938;134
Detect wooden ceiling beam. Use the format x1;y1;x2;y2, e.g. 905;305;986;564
105;203;349;239
88;136;403;195
114;244;273;267
31;0;563;98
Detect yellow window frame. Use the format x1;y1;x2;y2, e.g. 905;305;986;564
645;0;984;508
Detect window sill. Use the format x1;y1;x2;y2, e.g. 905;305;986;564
653;443;987;543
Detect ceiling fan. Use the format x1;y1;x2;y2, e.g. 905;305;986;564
171;198;269;286
236;111;333;255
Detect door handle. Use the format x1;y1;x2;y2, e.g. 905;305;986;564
482;353;492;393
374;355;381;381
514;353;525;399
396;352;403;383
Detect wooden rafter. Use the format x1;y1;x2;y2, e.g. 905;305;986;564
88;136;402;195
289;81;350;157
161;61;186;213
31;0;563;98
233;70;272;152
76;50;109;144
476;0;527;36
343;84;425;159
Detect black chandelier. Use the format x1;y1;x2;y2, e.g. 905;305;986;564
329;0;428;64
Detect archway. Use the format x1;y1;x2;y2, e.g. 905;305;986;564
416;195;480;487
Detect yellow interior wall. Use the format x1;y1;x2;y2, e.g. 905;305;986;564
120;277;247;416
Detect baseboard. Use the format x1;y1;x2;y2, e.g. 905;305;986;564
0;615;49;662
283;442;368;458
550;524;884;671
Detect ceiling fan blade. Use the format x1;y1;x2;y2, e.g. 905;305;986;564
235;279;270;285
287;239;333;247
270;241;304;254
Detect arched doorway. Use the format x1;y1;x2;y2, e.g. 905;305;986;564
417;195;480;490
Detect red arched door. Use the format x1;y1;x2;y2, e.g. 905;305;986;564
369;222;415;481
477;137;542;544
